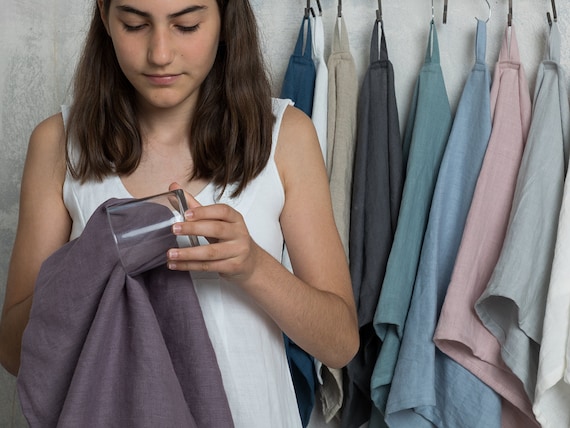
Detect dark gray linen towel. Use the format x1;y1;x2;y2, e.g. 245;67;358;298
344;20;403;428
17;199;234;428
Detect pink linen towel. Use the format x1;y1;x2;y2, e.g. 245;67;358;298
433;26;538;428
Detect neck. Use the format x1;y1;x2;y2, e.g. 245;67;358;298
139;108;193;141
135;92;198;144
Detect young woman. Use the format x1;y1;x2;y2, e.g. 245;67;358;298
0;0;359;425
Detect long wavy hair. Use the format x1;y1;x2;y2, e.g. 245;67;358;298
66;0;275;197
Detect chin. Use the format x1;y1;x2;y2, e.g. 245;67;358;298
141;94;194;111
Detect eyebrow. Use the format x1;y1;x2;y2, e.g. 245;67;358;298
116;5;207;19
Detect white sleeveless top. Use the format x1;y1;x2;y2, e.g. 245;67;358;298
62;98;302;428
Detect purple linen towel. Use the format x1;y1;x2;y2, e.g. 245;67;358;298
17;199;234;428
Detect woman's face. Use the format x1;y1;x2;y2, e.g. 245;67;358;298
100;0;221;114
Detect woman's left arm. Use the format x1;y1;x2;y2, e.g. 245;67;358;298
167;106;359;368
266;105;359;368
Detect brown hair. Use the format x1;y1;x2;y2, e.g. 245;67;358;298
66;0;275;197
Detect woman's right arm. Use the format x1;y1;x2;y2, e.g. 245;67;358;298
0;114;71;376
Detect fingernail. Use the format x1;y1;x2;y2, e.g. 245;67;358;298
168;249;179;259
168;262;177;270
172;224;182;233
185;210;194;219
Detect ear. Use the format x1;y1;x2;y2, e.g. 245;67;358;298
97;0;111;35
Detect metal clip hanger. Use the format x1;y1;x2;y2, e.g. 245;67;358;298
377;0;383;23
479;0;491;23
338;0;342;18
315;0;323;16
443;0;448;23
547;0;558;26
508;0;513;26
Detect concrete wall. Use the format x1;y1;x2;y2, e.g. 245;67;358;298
1;0;567;425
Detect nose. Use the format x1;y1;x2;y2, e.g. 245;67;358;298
147;27;174;66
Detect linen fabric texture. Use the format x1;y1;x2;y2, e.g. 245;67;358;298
17;200;234;428
344;19;403;428
476;20;570;406
327;15;358;258
384;20;501;428
370;19;452;418
433;25;539;428
310;13;328;161
281;15;316;117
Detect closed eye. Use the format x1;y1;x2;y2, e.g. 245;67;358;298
123;23;146;32
177;24;200;33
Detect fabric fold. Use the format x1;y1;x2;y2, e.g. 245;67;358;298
343;19;403;428
18;200;234;428
476;20;570;405
280;15;316;117
311;12;328;160
433;25;539;428
326;15;358;258
385;19;501;428
530;21;570;428
370;19;452;420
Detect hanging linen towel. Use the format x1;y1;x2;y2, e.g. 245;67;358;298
343;19;403;428
433;25;539;428
17;200;234;428
311;12;328;160
385;20;501;428
529;21;570;428
306;11;340;428
476;20;570;405
326;15;358;258
281;15;316;117
370;20;452;418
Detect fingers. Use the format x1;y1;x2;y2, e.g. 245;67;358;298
166;240;249;275
168;182;202;209
167;203;255;278
166;183;255;277
177;204;244;239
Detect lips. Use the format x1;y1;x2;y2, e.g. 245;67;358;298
144;74;181;85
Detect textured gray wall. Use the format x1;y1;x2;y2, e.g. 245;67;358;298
1;0;568;426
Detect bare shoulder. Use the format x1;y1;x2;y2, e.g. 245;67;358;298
23;113;68;191
27;113;66;161
275;105;324;189
19;110;68;216
277;105;318;146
